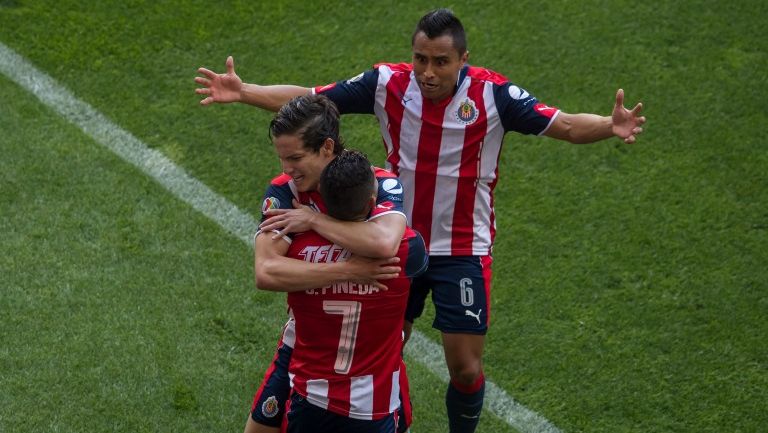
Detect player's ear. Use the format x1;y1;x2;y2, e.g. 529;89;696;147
321;138;335;157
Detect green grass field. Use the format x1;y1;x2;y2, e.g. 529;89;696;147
1;1;767;432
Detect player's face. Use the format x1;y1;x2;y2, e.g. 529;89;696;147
273;134;335;192
412;31;468;103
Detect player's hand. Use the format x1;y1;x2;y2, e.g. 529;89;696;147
260;199;317;239
195;56;243;105
611;89;646;144
345;255;402;291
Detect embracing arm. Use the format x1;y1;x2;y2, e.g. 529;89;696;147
195;56;311;111
259;205;407;259
254;232;401;292
303;213;406;258
544;89;646;144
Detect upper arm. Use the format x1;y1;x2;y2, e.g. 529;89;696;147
495;82;559;136
313;68;379;114
254;231;291;289
367;213;407;258
542;111;573;141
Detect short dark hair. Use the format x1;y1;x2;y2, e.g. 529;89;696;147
320;150;376;221
412;8;467;55
268;94;344;154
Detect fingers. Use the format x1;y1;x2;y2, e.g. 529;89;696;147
615;88;625;108
372;281;389;292
226;56;235;74
197;67;217;79
631;102;643;116
194;76;211;87
271;228;288;240
200;96;214;106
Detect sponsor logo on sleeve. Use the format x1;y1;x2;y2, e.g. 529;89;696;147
261;197;280;214
507;85;530;100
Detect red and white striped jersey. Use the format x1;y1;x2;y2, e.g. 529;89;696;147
315;63;559;255
285;229;427;420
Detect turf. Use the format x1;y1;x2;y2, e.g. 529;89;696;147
1;1;767;432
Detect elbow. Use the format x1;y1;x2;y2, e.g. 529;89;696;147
375;236;401;258
254;262;280;291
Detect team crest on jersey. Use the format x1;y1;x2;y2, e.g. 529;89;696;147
261;197;280;214
261;396;279;418
455;98;479;125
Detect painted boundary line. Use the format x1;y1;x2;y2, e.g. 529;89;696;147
0;41;562;433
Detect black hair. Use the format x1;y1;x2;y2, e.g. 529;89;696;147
411;8;467;55
268;94;344;154
319;150;376;221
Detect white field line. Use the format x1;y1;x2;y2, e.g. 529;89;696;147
0;41;562;433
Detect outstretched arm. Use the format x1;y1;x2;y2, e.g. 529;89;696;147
544;89;646;144
195;56;311;111
254;232;401;292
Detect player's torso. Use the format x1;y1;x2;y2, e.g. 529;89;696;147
286;230;409;419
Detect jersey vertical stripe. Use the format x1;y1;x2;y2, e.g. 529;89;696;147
319;63;558;255
452;78;487;252
411;99;447;250
377;66;409;176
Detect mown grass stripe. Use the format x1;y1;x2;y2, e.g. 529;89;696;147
0;40;562;433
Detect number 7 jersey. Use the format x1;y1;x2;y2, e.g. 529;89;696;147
286;228;427;421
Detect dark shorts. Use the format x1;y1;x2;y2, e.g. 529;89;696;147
286;393;397;433
251;341;293;427
404;255;493;334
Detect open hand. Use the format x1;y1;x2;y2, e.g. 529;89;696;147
612;89;646;144
195;56;243;105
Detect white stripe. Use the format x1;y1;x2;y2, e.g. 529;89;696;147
0;41;562;433
349;375;374;420
405;332;563;433
0;42;256;245
389;369;401;414
306;379;329;410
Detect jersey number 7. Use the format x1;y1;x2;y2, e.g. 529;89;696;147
322;300;362;375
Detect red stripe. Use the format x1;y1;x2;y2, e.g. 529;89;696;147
451;372;486;394
328;379;351;417
372;373;392;420
466;65;509;85
382;70;410;175
411;99;447;249
481;255;493;326
451;80;487;254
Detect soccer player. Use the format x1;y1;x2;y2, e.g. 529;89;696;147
196;9;646;433
247;94;415;433
258;150;428;433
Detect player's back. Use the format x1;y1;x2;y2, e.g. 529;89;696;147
286;229;426;420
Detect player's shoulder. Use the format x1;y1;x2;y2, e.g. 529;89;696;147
373;167;404;198
466;65;509;86
270;173;292;186
373;62;414;74
373;166;398;179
